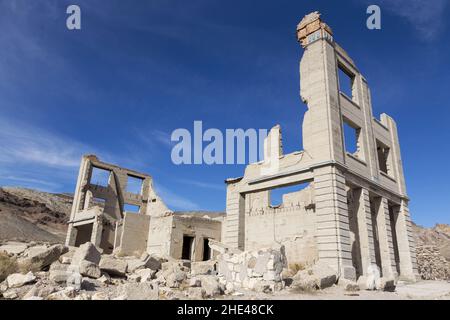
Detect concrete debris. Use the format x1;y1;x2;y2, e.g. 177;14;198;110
191;260;216;276
216;245;286;293
198;275;221;297
291;261;337;291
2;289;18;299
6;271;36;288
0;242;28;255
117;283;159;300
338;278;360;292
99;256;128;277
79;260;101;279
92;292;110;300
71;242;101;266
127;259;146;273
187;287;205;299
135;268;156;282
366;264;381;290
21;244;68;270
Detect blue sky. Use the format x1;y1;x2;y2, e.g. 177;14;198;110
0;0;449;227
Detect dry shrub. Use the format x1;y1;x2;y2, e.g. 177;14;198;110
17;259;42;274
0;252;18;282
289;262;306;274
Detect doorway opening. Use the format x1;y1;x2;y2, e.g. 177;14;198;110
74;223;93;247
202;238;211;261
181;235;195;260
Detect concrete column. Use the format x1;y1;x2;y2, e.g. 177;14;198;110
374;197;395;278
222;183;245;250
65;156;93;246
66;225;77;246
354;188;372;276
91;217;103;248
314;166;355;280
394;201;419;281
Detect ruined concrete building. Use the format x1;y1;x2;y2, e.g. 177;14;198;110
65;12;418;284
65;155;222;261
222;12;418;282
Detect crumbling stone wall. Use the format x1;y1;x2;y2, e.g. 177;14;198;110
244;186;317;266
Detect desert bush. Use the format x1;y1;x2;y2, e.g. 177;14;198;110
0;252;18;282
289;262;306;274
17;259;42;274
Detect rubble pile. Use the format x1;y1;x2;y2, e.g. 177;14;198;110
416;245;450;280
0;241;289;300
215;244;287;293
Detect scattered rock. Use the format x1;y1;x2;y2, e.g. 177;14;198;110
127;259;146;273
127;274;141;282
23;296;44;300
189;277;202;287
24;283;56;299
143;255;165;271
310;261;337;289
98;273;111;285
49;261;70;283
99;256;128;277
365;265;381;290
61;257;72;265
46;287;77;300
291;261;337;291
165;269;187;288
0;281;8;293
71;243;101;266
136;268;156;282
6;271;36;288
79;260;101;279
66;271;82;291
92;292;110;300
187;287;205;299
199;275;221;297
22;244;68;270
0;242;28;255
339;278;360;292
118;283;159;300
3;290;18;299
376;277;396;291
191;261;217;276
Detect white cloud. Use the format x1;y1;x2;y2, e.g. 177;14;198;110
0;175;61;190
378;0;448;41
154;183;200;211
0;117;87;168
177;179;224;191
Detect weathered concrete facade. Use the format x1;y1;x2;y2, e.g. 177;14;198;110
222;12;418;282
66;155;222;260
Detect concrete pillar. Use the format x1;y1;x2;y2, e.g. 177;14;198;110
65;155;94;246
354;188;372;276
66;225;77;246
394;201;419;281
374;197;395;278
314;166;355;280
222;183;245;250
91;217;103;248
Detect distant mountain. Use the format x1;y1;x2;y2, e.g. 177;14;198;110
0;187;72;243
